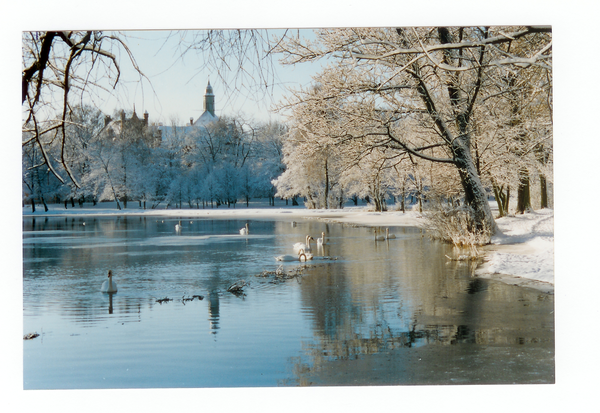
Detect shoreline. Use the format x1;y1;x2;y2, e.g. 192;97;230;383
21;203;424;228
477;243;554;294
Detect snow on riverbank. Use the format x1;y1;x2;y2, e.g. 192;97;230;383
22;202;553;290
477;208;554;292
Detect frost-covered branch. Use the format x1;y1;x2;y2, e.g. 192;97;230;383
22;31;148;187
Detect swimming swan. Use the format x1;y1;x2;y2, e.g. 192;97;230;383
276;250;310;262
175;221;182;233
293;235;313;253
374;229;385;241
297;248;313;261
385;228;396;239
101;270;118;293
240;223;249;235
317;232;326;246
275;254;299;262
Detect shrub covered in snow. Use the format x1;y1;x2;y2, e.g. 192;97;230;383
422;204;493;247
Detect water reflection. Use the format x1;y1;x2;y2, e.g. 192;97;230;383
287;253;553;385
208;290;220;336
107;292;114;314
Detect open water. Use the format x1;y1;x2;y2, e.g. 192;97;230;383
22;215;554;388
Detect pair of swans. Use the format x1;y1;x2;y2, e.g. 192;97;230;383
177;221;249;235
293;232;327;253
100;270;118;293
375;228;396;241
280;231;324;262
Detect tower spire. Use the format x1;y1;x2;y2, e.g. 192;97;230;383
204;80;215;117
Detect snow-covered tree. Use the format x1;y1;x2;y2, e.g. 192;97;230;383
273;126;344;209
472;61;553;216
276;26;552;235
85;130;123;209
251;121;287;204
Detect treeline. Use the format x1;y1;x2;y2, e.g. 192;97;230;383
22;106;287;211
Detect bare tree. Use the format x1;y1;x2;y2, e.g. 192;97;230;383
22;31;147;187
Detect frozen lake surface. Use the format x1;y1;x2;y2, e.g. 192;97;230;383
23;215;554;388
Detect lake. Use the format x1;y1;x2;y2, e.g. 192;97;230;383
22;215;554;388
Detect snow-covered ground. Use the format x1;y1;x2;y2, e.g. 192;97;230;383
22;201;554;291
477;208;554;293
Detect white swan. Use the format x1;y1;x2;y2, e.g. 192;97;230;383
276;248;311;262
317;232;326;246
385;228;396;239
276;250;309;262
293;235;313;253
175;221;182;233
100;270;118;293
240;223;249;235
374;229;385;241
297;248;313;261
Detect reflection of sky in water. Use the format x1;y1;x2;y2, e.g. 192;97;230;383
22;216;554;388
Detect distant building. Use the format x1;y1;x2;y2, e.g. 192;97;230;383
159;80;219;143
98;80;218;146
100;107;162;147
194;80;218;125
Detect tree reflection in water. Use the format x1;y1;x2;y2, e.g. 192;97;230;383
283;253;553;386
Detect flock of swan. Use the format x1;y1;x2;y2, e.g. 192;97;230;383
101;220;251;293
277;230;330;263
101;221;396;292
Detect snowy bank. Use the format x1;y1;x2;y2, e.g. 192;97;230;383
476;208;554;293
22;202;553;292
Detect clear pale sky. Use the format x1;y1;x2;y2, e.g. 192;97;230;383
98;29;323;125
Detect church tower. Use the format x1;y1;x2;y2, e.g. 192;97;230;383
192;80;218;126
204;80;215;117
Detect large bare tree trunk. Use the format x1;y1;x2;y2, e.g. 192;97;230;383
452;139;497;232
